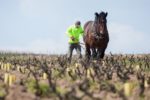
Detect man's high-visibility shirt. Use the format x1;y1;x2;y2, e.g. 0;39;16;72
66;25;84;44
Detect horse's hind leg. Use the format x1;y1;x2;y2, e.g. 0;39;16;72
85;44;91;60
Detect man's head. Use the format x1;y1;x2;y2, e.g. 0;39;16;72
75;21;81;28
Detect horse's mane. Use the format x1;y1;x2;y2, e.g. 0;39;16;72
94;12;106;23
99;12;106;17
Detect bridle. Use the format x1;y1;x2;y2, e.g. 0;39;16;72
93;19;106;40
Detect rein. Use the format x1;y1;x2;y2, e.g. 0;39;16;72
79;42;85;50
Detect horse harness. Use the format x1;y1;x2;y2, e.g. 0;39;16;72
91;22;105;41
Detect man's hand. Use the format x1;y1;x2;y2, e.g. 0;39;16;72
71;36;75;41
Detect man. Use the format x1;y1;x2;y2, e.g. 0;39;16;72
66;21;84;62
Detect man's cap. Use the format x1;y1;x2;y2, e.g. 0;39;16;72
75;21;81;25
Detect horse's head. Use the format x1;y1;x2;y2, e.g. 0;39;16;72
94;11;108;35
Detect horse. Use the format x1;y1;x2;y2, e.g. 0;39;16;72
83;11;109;60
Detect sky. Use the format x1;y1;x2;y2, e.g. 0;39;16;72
0;0;150;54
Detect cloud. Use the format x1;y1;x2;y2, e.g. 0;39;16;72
107;22;150;54
1;21;149;54
19;0;49;17
0;38;68;54
26;38;68;54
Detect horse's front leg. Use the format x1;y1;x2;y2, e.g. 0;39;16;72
92;48;97;59
100;49;106;59
97;48;107;59
100;45;108;59
97;48;104;60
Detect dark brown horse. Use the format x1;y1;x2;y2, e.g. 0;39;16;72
83;11;109;60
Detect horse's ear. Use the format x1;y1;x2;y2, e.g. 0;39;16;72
95;12;99;17
105;12;108;17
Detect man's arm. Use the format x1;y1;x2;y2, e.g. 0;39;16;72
66;26;75;41
66;26;72;37
80;27;84;36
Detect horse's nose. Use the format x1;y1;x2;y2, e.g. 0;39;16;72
100;30;103;34
99;25;104;34
100;19;104;22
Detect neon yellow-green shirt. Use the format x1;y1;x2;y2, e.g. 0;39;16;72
66;25;84;44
